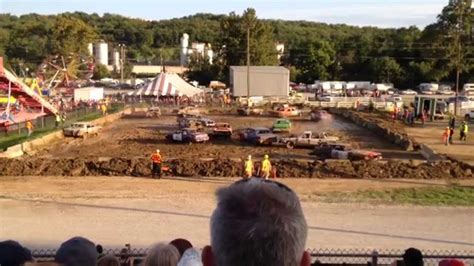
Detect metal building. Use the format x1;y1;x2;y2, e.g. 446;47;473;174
230;66;289;97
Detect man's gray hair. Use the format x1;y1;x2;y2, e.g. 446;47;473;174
143;243;180;266
210;178;308;266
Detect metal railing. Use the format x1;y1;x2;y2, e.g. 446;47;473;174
29;247;474;266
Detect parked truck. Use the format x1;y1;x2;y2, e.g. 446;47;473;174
279;131;339;149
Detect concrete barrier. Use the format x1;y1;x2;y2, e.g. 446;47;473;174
0;144;24;158
330;109;416;151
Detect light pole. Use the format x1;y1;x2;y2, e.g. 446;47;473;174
118;44;126;84
453;0;465;117
246;27;250;106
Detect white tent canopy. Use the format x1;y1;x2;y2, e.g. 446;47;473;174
128;73;202;97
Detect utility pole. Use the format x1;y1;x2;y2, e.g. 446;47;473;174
454;1;463;116
246;26;251;107
119;44;125;84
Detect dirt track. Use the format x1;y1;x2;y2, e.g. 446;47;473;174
33;113;419;160
1;177;473;250
0;112;467;179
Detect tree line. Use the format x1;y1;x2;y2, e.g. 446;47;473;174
0;0;472;88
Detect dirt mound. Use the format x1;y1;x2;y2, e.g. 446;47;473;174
0;158;472;179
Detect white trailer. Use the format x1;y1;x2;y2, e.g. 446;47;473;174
74;87;104;102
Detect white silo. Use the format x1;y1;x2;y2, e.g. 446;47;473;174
206;45;214;64
180;33;189;66
87;43;93;56
94;41;109;66
112;49;120;70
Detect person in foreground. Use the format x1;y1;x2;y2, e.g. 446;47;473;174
202;178;311;266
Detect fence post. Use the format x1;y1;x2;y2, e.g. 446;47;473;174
18;122;21;135
371;250;378;266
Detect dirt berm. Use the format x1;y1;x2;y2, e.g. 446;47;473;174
0;158;471;179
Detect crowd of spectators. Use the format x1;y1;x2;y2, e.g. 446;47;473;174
0;178;469;266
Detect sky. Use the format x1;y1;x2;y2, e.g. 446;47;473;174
0;0;449;28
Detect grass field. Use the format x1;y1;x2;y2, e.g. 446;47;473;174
312;185;474;206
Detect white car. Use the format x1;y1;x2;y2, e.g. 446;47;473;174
465;110;474;121
317;94;334;102
198;118;216;127
400;89;417;95
63;122;102;138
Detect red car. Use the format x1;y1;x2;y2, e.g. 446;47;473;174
213;123;232;138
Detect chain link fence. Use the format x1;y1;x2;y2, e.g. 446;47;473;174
29;247;473;265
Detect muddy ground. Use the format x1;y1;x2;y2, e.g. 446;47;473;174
0;157;471;179
33;112;421;160
4;112;469;179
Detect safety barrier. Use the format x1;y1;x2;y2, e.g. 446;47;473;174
29;247;474;266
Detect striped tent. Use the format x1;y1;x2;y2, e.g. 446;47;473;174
128;73;202;97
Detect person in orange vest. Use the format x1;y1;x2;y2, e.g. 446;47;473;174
442;127;450;146
26;120;33;137
150;149;163;179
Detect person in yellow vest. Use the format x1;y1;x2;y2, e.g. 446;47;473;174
261;154;272;180
55;114;61;128
150;149;163;179
460;121;468;141
244;155;254;179
101;104;107;116
26;120;33;137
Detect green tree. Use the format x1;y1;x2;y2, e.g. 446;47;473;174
369;57;402;83
293;40;335;83
220;8;278;74
93;64;110;79
49;15;97;55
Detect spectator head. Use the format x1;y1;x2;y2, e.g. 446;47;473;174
55;236;98;266
177;248;202;266
96;244;103;255
143;243;180;266
97;254;120;266
203;178;310;266
169;238;193;257
403;248;423;266
0;240;33;266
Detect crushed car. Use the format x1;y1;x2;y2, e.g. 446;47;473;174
237;106;264;116
238;127;278;145
279;131;339;149
63;122;102;138
312;143;382;161
212;123;232;138
145;106;161;118
166;129;210;143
